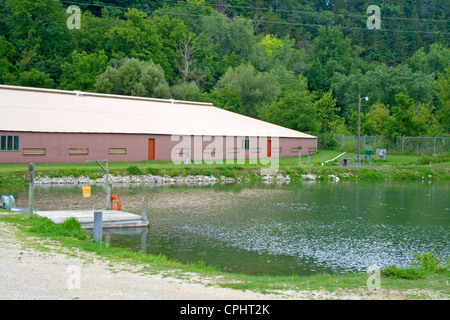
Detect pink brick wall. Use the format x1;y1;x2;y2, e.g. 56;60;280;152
0;131;317;164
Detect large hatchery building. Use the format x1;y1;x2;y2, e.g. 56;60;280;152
0;85;317;164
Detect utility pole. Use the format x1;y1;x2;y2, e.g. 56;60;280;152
358;95;369;165
298;146;302;165
27;163;35;218
358;95;361;162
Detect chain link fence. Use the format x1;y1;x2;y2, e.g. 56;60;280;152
329;135;449;154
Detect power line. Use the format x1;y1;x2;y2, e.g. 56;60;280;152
59;1;449;35
163;0;449;23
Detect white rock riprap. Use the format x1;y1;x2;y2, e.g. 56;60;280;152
33;173;325;185
34;174;224;186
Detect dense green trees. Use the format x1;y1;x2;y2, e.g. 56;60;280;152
60;50;108;91
214;63;280;117
0;0;448;141
95;58;171;98
331;64;437;116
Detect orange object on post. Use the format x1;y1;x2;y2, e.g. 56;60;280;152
111;195;121;211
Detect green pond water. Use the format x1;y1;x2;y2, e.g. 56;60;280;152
2;180;449;276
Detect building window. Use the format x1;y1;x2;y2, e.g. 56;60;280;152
23;148;46;155
228;148;239;154
242;139;250;150
69;148;89;155
109;148;126;155
272;147;282;153
250;148;261;153
175;148;189;156
0;135;19;151
203;148;216;154
291;147;300;153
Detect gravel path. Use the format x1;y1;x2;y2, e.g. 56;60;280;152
0;218;446;300
0;221;276;300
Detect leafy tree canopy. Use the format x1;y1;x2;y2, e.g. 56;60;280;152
0;0;448;139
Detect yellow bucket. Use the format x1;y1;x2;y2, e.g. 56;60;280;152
82;186;91;198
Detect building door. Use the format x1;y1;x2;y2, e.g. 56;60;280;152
148;139;155;160
267;139;272;157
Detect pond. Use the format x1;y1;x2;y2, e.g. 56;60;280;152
2;180;449;276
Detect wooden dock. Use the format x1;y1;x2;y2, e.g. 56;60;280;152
35;210;149;229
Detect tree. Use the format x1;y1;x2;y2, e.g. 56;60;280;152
388;93;428;139
0;58;17;85
105;9;168;76
304;27;360;92
59;50;108;91
250;34;304;73
95;58;170;99
435;67;450;133
332;64;437;117
214;63;280;118
208;87;244;115
153;0;213;34
258;74;317;133
153;15;189;83
365;103;391;136
200;10;256;60
5;0;75;81
415;102;440;136
0;35;16;61
71;9;120;54
170;81;203;102
177;33;197;83
406;43;450;79
312;90;345;135
258;34;284;56
0;35;17;84
17;68;54;88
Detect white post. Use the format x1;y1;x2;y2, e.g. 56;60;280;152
141;197;148;222
94;211;102;243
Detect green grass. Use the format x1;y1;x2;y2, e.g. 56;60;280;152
0;150;449;186
0;211;448;299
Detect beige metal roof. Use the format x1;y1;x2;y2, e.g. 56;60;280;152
0;85;316;139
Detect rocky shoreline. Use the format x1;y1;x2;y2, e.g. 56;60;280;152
34;173;298;185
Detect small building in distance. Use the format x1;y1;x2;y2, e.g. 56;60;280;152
0;85;317;164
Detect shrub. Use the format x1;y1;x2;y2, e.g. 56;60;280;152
126;166;142;175
60;217;87;240
358;170;384;180
381;265;425;280
168;169;180;177
411;247;449;273
381;247;449;279
146;167;160;176
416;152;450;165
202;169;212;176
29;217;86;240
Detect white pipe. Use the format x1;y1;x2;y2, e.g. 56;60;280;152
324;152;346;164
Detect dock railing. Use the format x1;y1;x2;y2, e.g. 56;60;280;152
340;154;372;166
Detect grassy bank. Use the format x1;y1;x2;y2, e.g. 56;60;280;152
0;150;449;185
0;211;448;299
